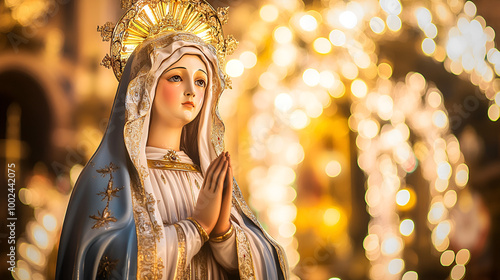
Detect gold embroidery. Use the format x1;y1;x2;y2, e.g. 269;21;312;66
174;223;187;280
90;163;124;229
200;246;208;280
232;180;289;278
234;224;256;280
187;217;209;244
163;149;181;162
101;0;235;82
130;183;163;279
209;223;234;243
192;246;208;280
147;159;201;172
97;255;118;280
160;173;166;184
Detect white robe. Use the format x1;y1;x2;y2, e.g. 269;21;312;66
147;146;276;279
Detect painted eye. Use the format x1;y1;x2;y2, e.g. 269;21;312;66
195;79;206;87
168;75;182;82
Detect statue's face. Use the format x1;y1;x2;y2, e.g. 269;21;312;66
153;54;208;127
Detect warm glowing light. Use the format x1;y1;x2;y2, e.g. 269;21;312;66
488;104;500;121
26;244;43;266
299;14;318;31
339;10;358;29
435;220;451;240
33;224;49;249
437;162;452;180
424;23;438;39
351;79;368;98
325;160;342;177
450;265;466;280
388;258;405;275
427;91;442;108
358;119;379;139
463;1;477;17
313;37;332;54
70;164;83;186
387;15;402;31
444;190;458;208
396;189;410;206
363;234;379;252
273;45;297;67
432;110;448;128
260;5;279;22
285;143;305;165
303;68;320;87
422;38;436;55
400;219;415;236
416;7;432;30
456;249;470;265
290;110;309;129
274;26;293;44
240;51;257;69
305;99;323;118
382;237;402;255
380;0;402;15
428;202;446;224
378;62;393;79
329;30;346;46
441;250;455;266
226;59;244;77
42;214;57;231
19;188;33;205
377;95;394;119
279;222;296;238
370;17;385;34
319;71;336;88
329;80;345;98
341;62;359;79
16;267;31;280
323;208;341;226
455;164;469;187
402;271;418;280
275;93;293;112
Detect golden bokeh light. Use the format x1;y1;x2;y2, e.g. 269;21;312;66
274;26;293;44
351;79;368;98
299;14;318;31
455;249;471;265
325;160;342;177
260;4;279;22
313;37;332;54
370;17;386;34
377;62;393;79
226;59;245;77
402;271;418;280
388;258;405;275
399;219;415;236
239;51;258;69
329;29;346;46
303;68;320;86
441;250;455;266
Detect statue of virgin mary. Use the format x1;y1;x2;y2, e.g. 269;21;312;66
55;0;289;279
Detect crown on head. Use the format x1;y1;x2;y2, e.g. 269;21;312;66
98;0;238;85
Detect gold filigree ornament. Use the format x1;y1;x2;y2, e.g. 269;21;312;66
98;0;238;84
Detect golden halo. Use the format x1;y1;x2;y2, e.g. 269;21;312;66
98;0;237;82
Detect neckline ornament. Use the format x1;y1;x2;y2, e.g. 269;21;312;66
97;0;238;87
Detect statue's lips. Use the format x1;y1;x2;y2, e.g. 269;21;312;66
182;101;195;108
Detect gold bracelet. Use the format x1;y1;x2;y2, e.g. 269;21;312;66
187;217;209;243
209;223;234;243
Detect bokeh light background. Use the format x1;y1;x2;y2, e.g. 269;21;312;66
0;0;499;279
